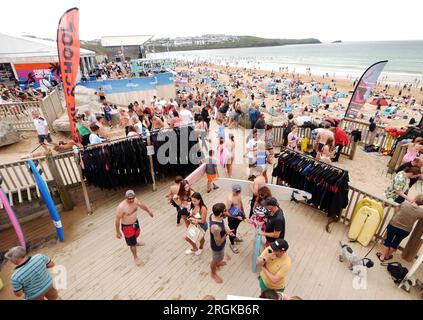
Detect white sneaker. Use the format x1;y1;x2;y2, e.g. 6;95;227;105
185;249;194;255
195;249;203;256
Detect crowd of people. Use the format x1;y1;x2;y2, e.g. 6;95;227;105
0;77;56;103
5;61;423;301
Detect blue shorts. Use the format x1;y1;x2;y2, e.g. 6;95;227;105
104;113;112;121
384;224;410;249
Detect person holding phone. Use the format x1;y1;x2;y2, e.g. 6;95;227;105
256;239;291;294
209;203;235;284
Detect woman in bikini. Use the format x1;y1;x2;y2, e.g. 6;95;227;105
226;134;236;178
173;180;193;226
184;192;208;256
402;137;423;164
320;137;336;164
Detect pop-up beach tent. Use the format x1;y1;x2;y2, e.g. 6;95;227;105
382;106;398;116
309;95;321;106
371;98;389;106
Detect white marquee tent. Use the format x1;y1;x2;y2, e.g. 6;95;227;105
0;33;96;78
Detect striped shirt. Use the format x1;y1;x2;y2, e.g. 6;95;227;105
11;254;53;300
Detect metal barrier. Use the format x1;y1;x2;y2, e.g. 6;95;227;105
0;89;64;132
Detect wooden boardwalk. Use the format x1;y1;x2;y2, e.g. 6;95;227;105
1;161;422;300
1;121;422;300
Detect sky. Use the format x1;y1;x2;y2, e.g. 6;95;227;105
1;0;422;42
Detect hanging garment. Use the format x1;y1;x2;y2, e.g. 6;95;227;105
272;148;349;217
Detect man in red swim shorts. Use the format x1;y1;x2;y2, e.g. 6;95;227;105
115;190;154;265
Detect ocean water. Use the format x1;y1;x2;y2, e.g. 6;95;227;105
150;41;423;85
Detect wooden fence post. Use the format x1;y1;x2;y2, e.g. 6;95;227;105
387;144;406;174
146;136;157;192
72;148;93;215
45;152;74;211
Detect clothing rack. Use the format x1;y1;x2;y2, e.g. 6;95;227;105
272;147;350;218
272;147;348;180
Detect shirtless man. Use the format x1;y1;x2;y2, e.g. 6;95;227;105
115;190;154;265
225;185;246;253
167;176;183;216
249;166;267;218
315;122;334;159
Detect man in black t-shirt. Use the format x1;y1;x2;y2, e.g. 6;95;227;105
260;197;285;244
254;113;266;130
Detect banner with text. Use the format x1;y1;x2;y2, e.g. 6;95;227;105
57;7;80;142
345;60;388;119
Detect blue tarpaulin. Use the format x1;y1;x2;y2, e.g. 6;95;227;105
78;72;174;94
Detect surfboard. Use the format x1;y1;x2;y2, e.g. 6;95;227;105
28;160;64;241
214;178;312;202
348;198;383;247
185;163;206;186
252;229;262;273
350;198;383;223
0;186;26;249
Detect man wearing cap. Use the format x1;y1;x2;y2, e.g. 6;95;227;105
5;246;60;300
32;110;55;152
259;197;286;244
256;239;291;293
115;190;154;266
225;184;246;254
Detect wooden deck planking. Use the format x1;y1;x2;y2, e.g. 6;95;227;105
2;159;423;300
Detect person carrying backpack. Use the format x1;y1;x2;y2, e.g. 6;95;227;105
377;194;423;262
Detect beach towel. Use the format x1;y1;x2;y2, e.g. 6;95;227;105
217;145;229;168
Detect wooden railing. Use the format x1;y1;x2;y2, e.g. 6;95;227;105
272;117;397;160
387;143;408;174
341;184;399;242
0;101;40;131
339;118;396;153
0;89;64;132
0;151;79;207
